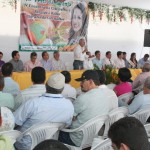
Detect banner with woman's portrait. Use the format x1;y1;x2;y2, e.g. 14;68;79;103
19;0;89;52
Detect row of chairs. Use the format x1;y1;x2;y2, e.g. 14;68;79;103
1;106;150;150
91;123;150;150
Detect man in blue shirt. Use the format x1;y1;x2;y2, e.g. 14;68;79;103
92;50;103;70
138;54;150;68
14;72;74;150
128;76;150;114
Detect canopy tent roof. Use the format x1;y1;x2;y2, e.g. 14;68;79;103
88;0;150;10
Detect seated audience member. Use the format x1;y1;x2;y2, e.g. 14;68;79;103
51;51;66;70
108;117;149;150
129;52;137;68
138;54;150;68
92;50;103;70
114;68;132;97
40;51;53;71
2;63;20;97
61;71;76;101
114;51;125;69
9;50;24;72
84;51;94;70
0;51;5;71
103;51;115;68
0;107;15;132
73;38;87;70
0;107;15;150
14;67;46;110
0;76;14;110
132;63;150;94
96;70;106;89
14;72;74;150
123;52;130;68
59;70;111;146
128;76;150;114
96;70;118;111
33;139;69;150
24;52;42;72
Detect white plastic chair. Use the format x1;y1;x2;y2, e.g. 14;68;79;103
91;138;113;150
107;84;116;90
130;107;150;124
144;124;150;142
118;92;134;106
104;107;128;138
19;122;65;150
109;107;129;125
61;115;109;150
0;130;22;144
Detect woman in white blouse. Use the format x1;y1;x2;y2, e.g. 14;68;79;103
129;53;137;68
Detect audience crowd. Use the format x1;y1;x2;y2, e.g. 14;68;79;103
0;45;150;150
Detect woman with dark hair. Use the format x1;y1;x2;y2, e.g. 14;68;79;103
68;2;89;46
129;53;137;68
113;68;132;96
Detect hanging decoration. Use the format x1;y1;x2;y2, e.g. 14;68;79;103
1;0;150;24
2;0;17;12
88;2;150;24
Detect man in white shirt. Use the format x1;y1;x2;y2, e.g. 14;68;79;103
84;51;94;70
114;51;125;69
92;50;103;70
51;51;66;70
40;51;53;71
96;70;118;111
59;70;111;146
103;51;115;68
14;67;46;110
14;72;74;150
61;71;76;101
73;38;87;70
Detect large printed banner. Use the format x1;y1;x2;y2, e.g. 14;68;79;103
19;0;89;51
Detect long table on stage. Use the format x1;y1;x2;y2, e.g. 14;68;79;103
12;69;142;90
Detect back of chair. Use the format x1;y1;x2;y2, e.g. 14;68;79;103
118;92;134;107
91;138;113;150
131;107;150;124
79;115;108;148
103;107;128;138
109;107;129;125
107;84;116;90
22;122;64;150
144;124;150;137
0;130;22;144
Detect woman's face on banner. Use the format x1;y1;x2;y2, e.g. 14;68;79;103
72;8;83;32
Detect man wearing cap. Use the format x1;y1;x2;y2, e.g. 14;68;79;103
59;70;111;147
14;72;74;150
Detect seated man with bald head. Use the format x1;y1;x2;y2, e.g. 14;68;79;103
132;63;150;94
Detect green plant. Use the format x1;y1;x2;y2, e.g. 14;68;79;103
104;65;119;85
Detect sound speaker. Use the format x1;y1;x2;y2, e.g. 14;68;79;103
144;29;150;47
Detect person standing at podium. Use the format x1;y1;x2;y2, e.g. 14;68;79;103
73;38;87;70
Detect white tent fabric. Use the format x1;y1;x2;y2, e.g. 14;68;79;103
88;0;150;10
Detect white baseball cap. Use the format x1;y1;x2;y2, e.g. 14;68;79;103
47;72;65;89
